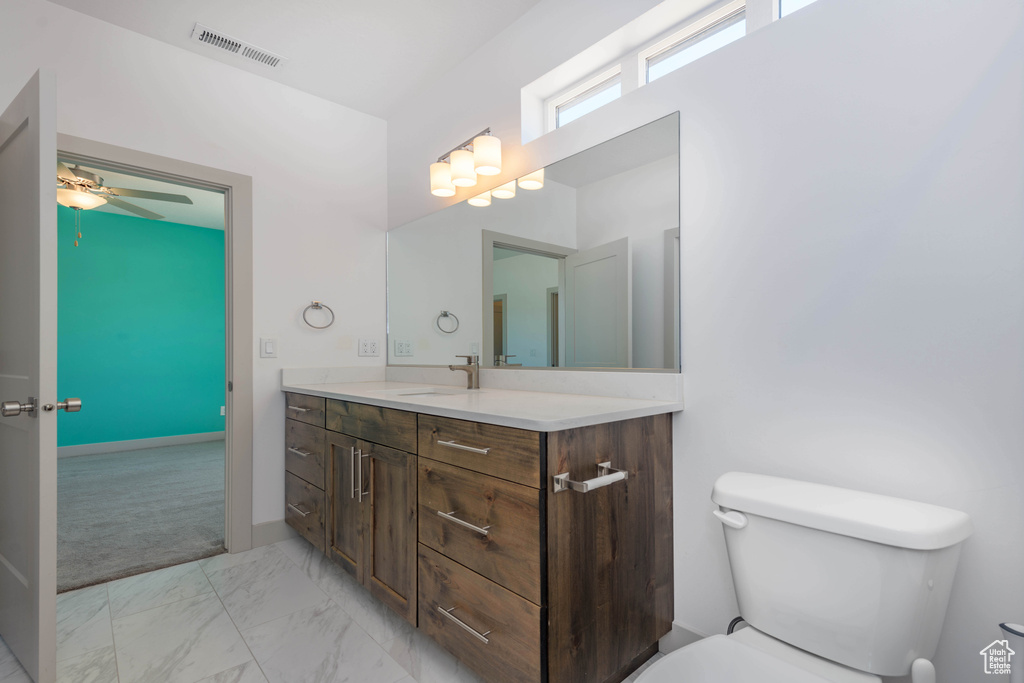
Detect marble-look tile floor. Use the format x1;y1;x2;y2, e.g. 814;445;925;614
0;537;663;683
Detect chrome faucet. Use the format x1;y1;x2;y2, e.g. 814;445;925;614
449;354;480;389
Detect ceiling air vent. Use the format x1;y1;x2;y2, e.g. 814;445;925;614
190;23;288;68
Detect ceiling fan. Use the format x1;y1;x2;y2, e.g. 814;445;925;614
56;161;194;221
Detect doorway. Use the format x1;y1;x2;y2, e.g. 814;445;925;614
58;134;255;565
55;161;228;590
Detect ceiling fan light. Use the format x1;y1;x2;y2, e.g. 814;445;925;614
430;162;456;197
468;191;491;207
492;180;516;199
473;135;501;176
57;187;107;210
450;149;477;187
518;168;544;191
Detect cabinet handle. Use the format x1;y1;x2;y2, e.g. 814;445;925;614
437;510;490;536
437;439;491;455
287;503;311;517
287;405;311;413
553;461;628;494
437;606;491;644
288;447;312;458
352;447;370;502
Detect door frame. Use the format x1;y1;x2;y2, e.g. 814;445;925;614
57;134;254;552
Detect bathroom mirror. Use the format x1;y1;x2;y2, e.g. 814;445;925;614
388;112;680;371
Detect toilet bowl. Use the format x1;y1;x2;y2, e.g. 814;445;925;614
639;628;880;683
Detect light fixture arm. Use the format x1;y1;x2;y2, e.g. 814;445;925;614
437;127;492;163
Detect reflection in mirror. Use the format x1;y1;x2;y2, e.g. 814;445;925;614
387;112;680;371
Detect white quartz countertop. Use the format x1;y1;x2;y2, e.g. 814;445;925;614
281;381;683;431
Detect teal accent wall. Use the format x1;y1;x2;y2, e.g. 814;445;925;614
58;206;225;447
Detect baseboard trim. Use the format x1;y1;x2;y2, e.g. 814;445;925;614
58;432;226;458
660;622;707;653
251;520;297;548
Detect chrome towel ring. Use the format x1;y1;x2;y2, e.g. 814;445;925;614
302;301;335;329
436;310;459;334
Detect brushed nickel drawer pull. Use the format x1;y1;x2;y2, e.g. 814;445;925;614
438;606;491;644
287;447;312;458
437;510;491;536
553;461;628;494
287;405;311;413
287;503;311;517
437;440;491;455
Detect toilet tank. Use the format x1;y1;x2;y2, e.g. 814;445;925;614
712;472;972;677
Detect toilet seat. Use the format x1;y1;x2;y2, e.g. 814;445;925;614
637;629;882;683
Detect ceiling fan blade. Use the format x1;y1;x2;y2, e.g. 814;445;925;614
106;187;194;204
104;196;165;221
57;161;79;183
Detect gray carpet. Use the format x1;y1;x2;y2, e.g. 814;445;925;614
57;440;225;593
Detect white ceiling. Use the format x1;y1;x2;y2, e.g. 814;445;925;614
47;0;543;119
58;161;225;230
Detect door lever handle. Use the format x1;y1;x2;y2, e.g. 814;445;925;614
41;398;82;413
1;397;36;417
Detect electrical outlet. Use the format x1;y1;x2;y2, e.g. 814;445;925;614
394;340;414;357
220;406;225;416
358;338;380;357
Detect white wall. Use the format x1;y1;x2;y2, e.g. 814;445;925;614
576;155;679;368
386;1;1024;680
1;0;388;527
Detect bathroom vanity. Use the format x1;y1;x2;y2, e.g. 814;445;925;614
281;381;679;683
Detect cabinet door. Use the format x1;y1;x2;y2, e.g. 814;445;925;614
364;441;417;625
327;432;366;581
546;414;673;683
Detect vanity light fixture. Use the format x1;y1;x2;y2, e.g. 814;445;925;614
468;191;491;207
430;162;456;197
518;168;545;190
430;128;501;196
492;180;516;199
473;134;501;176
450;149;477;187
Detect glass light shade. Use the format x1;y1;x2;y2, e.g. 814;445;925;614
468;191;491;207
473;135;501;176
518;168;545;190
57;187;107;210
450;149;477;187
492;180;516;199
430;162;456;197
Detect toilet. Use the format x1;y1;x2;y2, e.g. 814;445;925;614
639;472;973;683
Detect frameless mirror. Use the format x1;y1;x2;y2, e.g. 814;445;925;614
388;112;679;371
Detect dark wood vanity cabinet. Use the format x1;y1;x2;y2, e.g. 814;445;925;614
324;400;418;624
285;392;673;683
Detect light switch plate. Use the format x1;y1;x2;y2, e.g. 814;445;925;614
260;337;277;358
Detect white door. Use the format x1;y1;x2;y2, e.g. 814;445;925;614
0;70;58;683
564;237;631;368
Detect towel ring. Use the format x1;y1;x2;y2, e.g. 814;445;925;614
436;310;459;334
302;301;335;329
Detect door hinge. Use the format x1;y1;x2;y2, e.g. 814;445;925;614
228;381;233;392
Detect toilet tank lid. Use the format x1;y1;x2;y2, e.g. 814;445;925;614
712;472;973;550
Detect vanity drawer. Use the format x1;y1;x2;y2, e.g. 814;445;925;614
326;399;417;453
418;545;541;683
285;392;326;427
419;459;542;604
285;419;326;487
418;415;542;488
285;471;325;552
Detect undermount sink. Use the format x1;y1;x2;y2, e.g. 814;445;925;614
376;387;471;397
